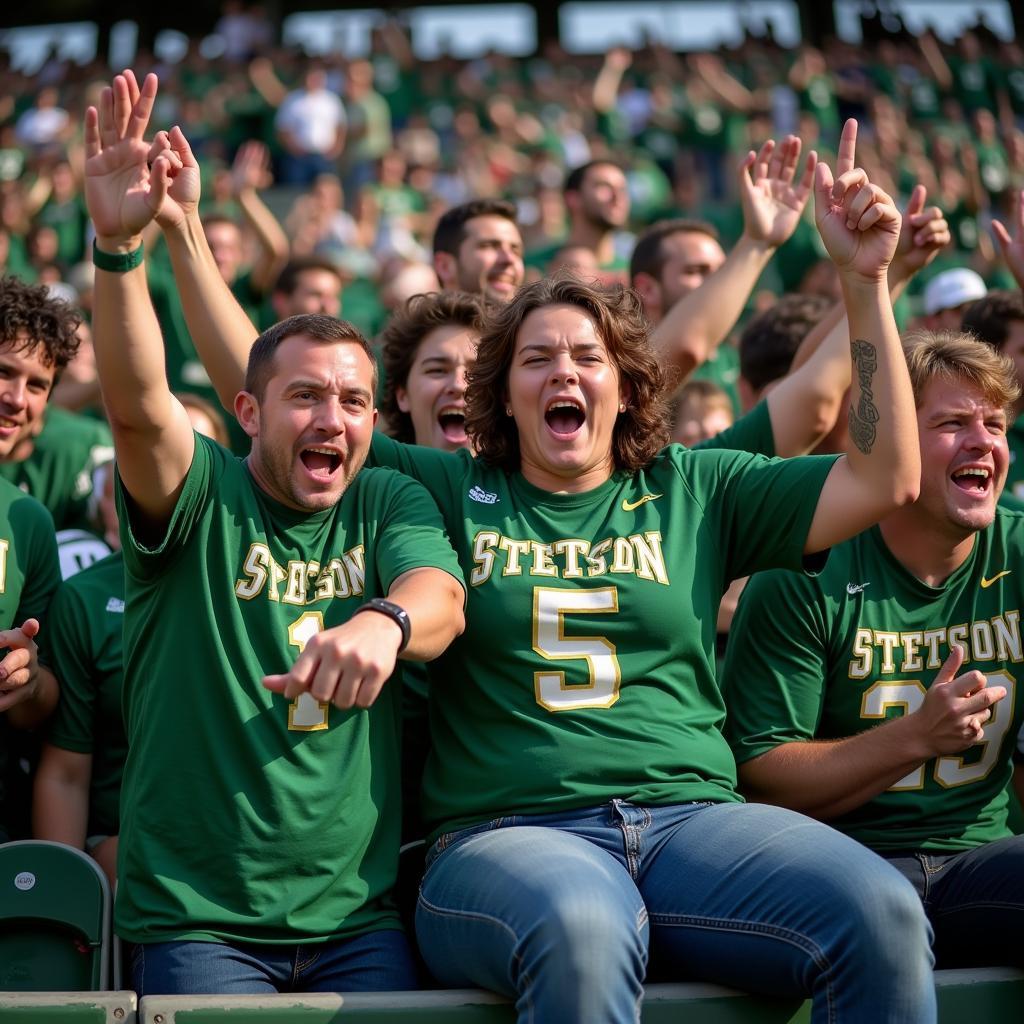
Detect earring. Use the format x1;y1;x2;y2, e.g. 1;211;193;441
619;402;627;413
506;407;513;416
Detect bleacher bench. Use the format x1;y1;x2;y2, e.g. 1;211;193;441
0;991;136;1023
1;970;1019;1023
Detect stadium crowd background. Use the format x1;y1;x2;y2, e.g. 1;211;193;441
5;0;1024;1002
3;5;1024;354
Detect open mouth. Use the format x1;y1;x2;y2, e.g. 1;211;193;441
544;399;586;438
437;405;467;444
951;466;991;495
300;446;342;482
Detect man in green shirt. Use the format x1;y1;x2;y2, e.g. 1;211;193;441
0;275;77;841
961;291;1024;506
432;198;524;305
724;331;1024;968
84;71;466;995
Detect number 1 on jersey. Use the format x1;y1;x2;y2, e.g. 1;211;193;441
287;611;329;731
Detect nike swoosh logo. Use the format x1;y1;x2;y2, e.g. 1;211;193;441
622;493;663;512
846;582;870;595
981;571;1012;588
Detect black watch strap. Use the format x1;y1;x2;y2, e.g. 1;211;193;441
355;597;411;653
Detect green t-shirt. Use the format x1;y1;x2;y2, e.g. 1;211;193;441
1000;416;1024;506
368;433;837;840
0;407;113;533
724;512;1024;853
42;552;126;837
0;479;62;842
113;435;464;945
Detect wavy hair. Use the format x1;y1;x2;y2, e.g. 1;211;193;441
466;275;670;472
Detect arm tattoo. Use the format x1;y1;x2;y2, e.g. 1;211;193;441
848;339;879;455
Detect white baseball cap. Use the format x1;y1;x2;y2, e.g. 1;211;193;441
922;268;987;316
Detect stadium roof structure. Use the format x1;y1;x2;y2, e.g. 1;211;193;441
1;0;848;53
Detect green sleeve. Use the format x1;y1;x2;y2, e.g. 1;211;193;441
367;432;464;515
694;401;774;457
42;583;96;754
679;448;839;580
722;568;830;763
115;433;214;580
12;496;60;629
372;472;466;598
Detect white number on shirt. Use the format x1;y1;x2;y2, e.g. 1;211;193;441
533;587;621;711
286;610;328;731
860;671;1016;790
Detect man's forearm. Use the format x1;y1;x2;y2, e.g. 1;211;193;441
163;212;256;410
650;234;773;381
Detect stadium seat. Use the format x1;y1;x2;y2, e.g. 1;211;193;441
135;969;1024;1023
0;991;136;1022
0;841;112;991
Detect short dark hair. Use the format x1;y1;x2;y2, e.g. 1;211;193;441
738;293;830;392
379;291;485;443
961;290;1024;350
273;257;343;297
0;275;81;374
629;219;721;284
201;213;239;234
433;199;519;256
245;314;376;401
466;274;670;472
564;160;626;196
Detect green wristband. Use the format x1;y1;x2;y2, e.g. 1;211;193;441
92;240;144;272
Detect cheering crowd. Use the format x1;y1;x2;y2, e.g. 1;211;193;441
1;10;1024;1019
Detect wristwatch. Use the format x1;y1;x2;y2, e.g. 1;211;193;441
354;597;411;653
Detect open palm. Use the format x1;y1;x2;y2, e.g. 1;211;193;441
84;72;166;244
739;135;816;247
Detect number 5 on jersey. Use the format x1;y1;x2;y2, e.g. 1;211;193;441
287;611;329;731
533;587;622;711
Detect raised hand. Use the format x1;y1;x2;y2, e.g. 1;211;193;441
992;189;1024;290
84;71;168;248
889;184;951;284
738;134;817;248
814;119;901;282
147;125;201;231
232;140;273;195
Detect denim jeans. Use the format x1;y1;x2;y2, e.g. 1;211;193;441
132;928;417;995
883;833;1024;968
416;800;935;1024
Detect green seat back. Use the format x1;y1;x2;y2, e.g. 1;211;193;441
0;841;110;991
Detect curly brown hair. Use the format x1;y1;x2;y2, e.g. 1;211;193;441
466;275;670;472
0;275;81;373
379;291;486;443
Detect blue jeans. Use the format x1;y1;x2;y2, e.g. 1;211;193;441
132;928;417;995
416;801;935;1024
883;834;1024;968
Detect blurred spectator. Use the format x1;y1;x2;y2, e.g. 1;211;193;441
922;267;988;330
273;65;347;185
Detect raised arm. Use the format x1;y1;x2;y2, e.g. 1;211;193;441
993;188;1024;291
84;72;195;534
802;121;920;555
648;135;815;380
231;141;289;293
140;112;255;411
768;184;950;457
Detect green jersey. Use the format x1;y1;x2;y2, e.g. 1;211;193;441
1000;417;1024;506
114;435;464;946
0;479;62;842
724;511;1024;852
42;552;126;837
0;407;113;532
368;433;837;840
